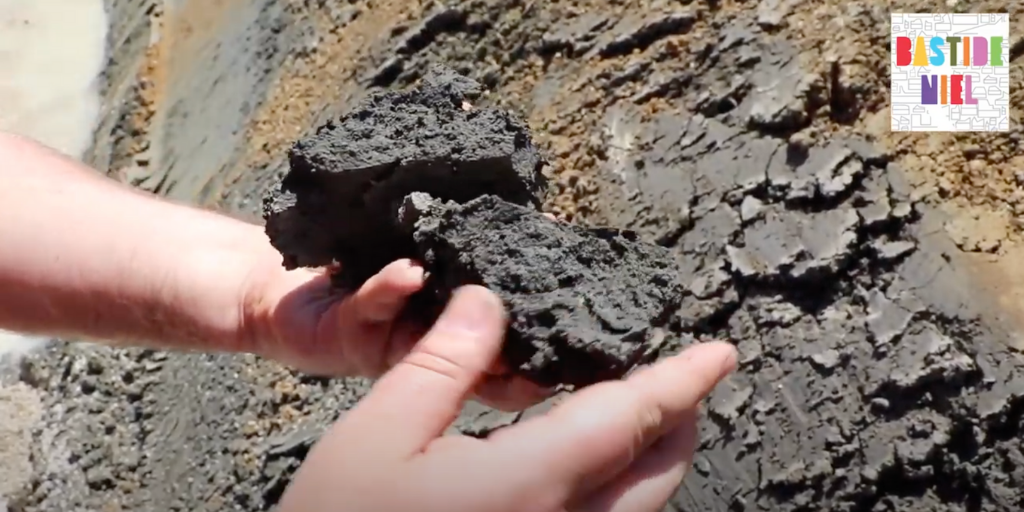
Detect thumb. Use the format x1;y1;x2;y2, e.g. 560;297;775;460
343;285;507;458
486;342;736;500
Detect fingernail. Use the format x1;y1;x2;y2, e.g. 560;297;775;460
407;264;426;283
439;286;502;335
397;259;424;278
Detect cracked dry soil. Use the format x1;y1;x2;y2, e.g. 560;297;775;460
5;1;1024;511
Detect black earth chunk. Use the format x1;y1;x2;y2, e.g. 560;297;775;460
263;66;681;387
398;193;684;388
262;65;547;285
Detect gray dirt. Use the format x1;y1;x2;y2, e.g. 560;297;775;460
6;1;1024;512
402;193;684;387
262;65;546;285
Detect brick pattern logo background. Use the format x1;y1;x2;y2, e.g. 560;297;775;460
890;13;1009;132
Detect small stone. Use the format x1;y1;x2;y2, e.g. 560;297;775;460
693;457;712;476
873;240;916;259
810;349;841;369
962;144;985;159
740;196;765;221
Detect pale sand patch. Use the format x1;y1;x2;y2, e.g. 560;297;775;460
0;383;43;504
0;331;47;361
0;0;107;158
967;244;1024;352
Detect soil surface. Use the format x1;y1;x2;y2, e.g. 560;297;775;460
5;0;1024;511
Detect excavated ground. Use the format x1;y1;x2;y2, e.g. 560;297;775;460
4;0;1024;511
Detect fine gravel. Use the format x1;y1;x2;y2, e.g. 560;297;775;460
6;1;1024;512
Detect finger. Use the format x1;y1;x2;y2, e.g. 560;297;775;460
379;313;533;381
351;259;425;323
325;261;425;376
488;342;736;498
380;314;430;372
472;373;554;412
387;324;554;412
343;285;507;458
573;409;698;512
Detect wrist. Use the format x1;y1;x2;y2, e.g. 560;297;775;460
237;261;326;363
159;213;285;355
236;258;283;358
0;132;288;354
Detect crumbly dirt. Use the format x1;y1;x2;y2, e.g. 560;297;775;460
406;193;686;388
4;0;1024;511
262;67;547;279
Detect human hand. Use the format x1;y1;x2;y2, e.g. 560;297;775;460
243;258;550;411
277;285;737;512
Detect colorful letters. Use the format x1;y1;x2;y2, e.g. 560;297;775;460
895;35;1003;66
894;35;1004;104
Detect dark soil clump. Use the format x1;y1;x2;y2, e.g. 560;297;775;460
263;65;547;286
263;66;684;388
399;193;683;387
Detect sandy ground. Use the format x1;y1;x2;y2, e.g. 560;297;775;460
781;0;1024;332
3;0;1024;510
0;0;107;158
